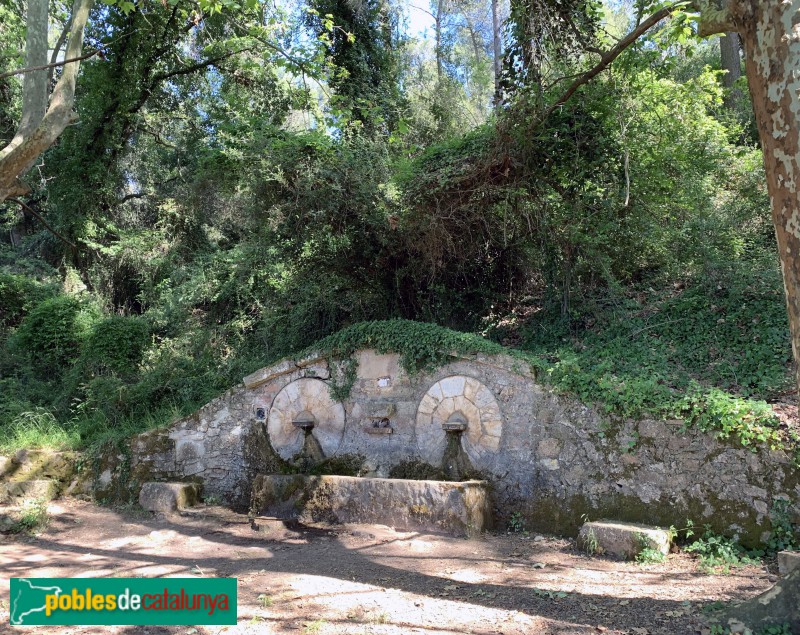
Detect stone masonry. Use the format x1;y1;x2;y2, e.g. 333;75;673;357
125;349;799;544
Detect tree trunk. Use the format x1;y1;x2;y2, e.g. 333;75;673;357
17;0;48;141
492;0;502;100
724;567;800;631
435;0;444;81
0;0;94;203
733;0;800;399
719;31;742;111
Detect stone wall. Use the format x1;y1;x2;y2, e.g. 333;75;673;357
126;349;800;544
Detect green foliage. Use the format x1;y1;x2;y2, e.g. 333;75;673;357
305;319;517;376
78;316;150;377
0;273;52;330
494;266;796;460
0;0;795;474
306;0;404;132
635;532;668;565
0;409;80;453
684;526;759;573
508;511;526;533
681;388;785;451
635;547;667;565
13;296;100;372
766;498;800;554
327;357;358;403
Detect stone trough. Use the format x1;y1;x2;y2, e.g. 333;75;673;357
251;474;491;538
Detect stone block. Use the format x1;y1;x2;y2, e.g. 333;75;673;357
251;474;492;537
778;551;800;576
0;480;58;503
578;520;671;560
139;482;200;513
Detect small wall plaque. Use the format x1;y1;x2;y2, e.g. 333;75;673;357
377;376;392;388
364;426;393;435
364;417;393;435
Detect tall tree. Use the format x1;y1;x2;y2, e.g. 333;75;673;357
0;0;94;202
697;0;800;407
307;0;404;132
491;0;502;99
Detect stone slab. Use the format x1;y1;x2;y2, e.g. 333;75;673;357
0;480;59;503
251;474;492;537
779;550;800;576
578;520;671;560
139;482;200;513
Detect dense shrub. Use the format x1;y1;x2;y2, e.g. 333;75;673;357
13;296;99;372
78;316;150;377
0;273;51;329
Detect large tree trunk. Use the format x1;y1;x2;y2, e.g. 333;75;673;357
724;567;800;632
16;0;48;142
732;0;800;400
0;0;94;202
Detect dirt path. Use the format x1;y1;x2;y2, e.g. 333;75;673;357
0;500;777;634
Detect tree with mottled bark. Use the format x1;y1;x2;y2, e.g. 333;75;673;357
694;0;800;406
0;0;94;203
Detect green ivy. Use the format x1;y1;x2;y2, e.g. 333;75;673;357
303;318;528;376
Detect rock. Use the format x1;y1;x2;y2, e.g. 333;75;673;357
578;520;671;559
0;480;58;503
139;482;200;513
250;474;492;538
779;551;800;577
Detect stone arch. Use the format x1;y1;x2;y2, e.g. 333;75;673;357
267;378;345;460
415;375;503;470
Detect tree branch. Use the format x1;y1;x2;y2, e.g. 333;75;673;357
48;14;73;85
7;197;77;249
538;3;688;125
0;49;100;81
0;0;95;202
150;47;254;83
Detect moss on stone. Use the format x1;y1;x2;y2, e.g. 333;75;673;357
305;454;366;477
508;489;783;548
389;460;449;481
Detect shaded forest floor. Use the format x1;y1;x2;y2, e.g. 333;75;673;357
0;499;777;635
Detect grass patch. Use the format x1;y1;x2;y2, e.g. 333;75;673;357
7;498;49;534
0;404;187;454
0;409;81;453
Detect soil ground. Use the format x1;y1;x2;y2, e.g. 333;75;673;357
0;499;778;635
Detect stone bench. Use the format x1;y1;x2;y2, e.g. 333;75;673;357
139;482;200;513
251;474;492;537
579;520;672;559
